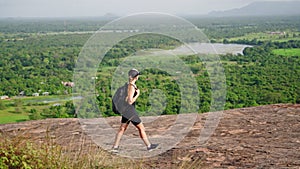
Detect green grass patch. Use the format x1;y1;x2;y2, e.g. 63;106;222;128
0;114;29;124
0;105;31;124
0;95;73;124
228;31;300;42
272;48;300;56
0;105;29;124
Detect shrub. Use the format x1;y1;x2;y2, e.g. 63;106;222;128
0;100;6;110
0;134;67;169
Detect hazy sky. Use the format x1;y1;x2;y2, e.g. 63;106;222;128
0;0;293;18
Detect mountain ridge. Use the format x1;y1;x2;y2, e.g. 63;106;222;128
209;1;300;17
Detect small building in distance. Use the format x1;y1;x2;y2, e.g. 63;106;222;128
0;95;9;100
32;93;39;97
62;81;74;87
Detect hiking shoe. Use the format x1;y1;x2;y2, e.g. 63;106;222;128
147;144;159;151
110;147;119;154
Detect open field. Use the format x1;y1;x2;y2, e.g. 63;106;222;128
0;96;73;124
272;48;300;56
226;31;300;42
0;109;29;124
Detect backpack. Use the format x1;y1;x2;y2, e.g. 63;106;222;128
112;83;129;114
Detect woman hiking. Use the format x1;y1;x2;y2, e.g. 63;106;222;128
111;68;159;153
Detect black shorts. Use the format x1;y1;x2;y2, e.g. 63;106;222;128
121;105;141;126
121;115;141;126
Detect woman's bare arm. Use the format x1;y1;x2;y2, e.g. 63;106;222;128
127;85;140;105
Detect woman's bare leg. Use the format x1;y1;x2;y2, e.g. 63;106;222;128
113;123;129;148
135;123;151;147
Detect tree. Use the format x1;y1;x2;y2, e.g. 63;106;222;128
64;101;76;117
0;100;6;110
29;109;42;120
14;99;23;114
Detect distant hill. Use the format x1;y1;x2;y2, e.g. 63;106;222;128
209;1;300;17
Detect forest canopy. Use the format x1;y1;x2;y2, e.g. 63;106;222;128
0;15;299;119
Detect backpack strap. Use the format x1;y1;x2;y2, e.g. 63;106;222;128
128;82;138;90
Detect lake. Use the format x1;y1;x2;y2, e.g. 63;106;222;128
171;43;252;55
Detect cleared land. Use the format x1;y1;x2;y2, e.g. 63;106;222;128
272;48;300;56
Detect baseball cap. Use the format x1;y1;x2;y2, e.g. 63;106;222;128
128;68;141;78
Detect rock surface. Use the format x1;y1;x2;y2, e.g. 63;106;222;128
1;104;300;168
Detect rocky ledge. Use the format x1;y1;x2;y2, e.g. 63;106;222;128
1;104;299;168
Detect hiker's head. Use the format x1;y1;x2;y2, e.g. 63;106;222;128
128;68;140;82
